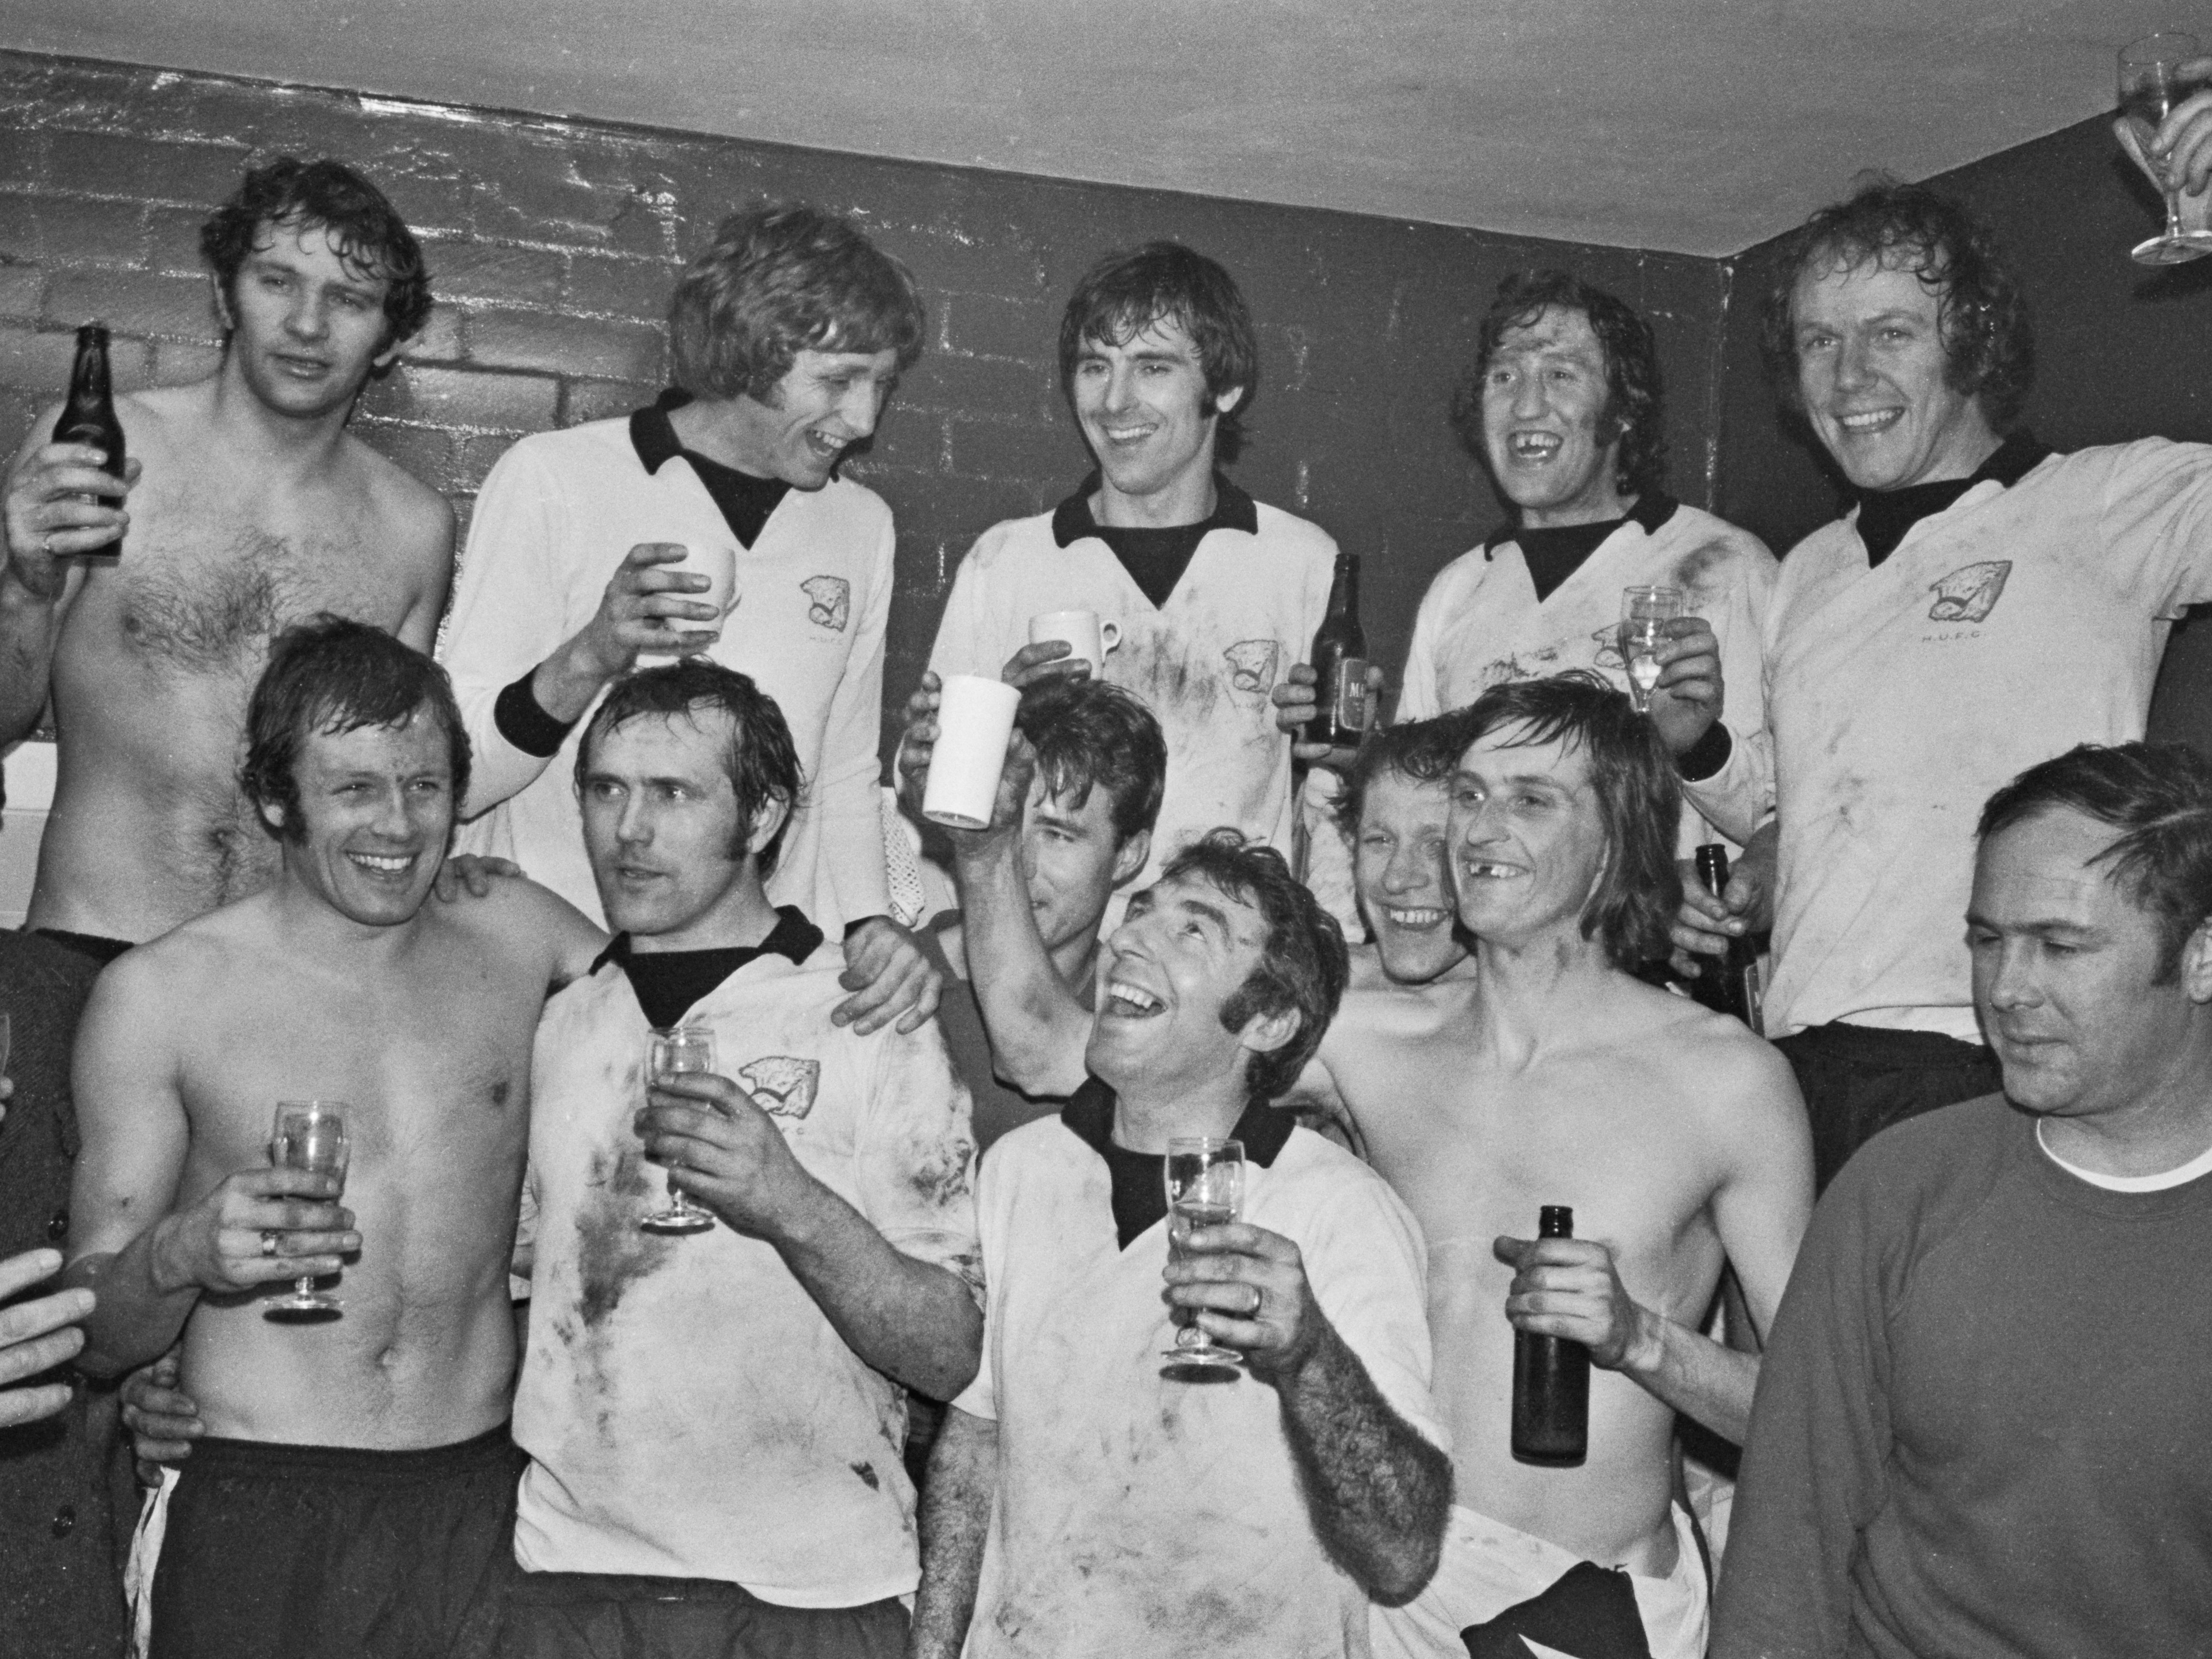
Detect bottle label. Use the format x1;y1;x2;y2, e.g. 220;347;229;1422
1332;659;1370;731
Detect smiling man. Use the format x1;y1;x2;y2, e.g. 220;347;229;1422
442;201;938;1033
1665;177;2212;1192
62;619;602;1659
1717;742;2212;1659
0;157;452;962
922;242;1337;894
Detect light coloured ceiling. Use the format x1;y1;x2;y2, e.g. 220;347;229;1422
4;0;2195;255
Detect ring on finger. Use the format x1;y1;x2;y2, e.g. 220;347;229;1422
1246;1285;1262;1316
260;1230;278;1258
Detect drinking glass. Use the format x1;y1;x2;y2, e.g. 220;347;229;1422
1618;586;1685;714
1160;1136;1247;1371
2119;34;2212;265
640;1026;719;1235
264;1101;349;1321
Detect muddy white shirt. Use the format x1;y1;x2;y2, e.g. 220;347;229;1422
1399;496;1776;852
929;481;1335;877
512;939;979;1604
440;413;893;933
1694;439;2212;1040
953;1085;1446;1659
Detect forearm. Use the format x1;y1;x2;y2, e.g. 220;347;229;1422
66;1226;199;1379
0;583;60;743
1275;1321;1452;1606
910;1409;996;1659
952;834;1090;1096
527;632;621;726
778;1179;982;1401
1618;1308;1760;1445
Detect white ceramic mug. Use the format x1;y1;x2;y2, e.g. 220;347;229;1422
632;540;738;661
1027;609;1122;674
922;675;1023;830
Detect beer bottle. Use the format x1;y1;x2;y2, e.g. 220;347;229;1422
1692;844;1763;1033
1510;1205;1588;1466
1303;550;1370;747
53;323;126;555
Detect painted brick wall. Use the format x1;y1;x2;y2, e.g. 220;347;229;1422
1;49;1729;759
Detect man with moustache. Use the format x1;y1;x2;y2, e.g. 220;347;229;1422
923;241;1337;888
1716;743;2212;1659
63;619;603;1658
442;201;935;1031
0;157;452;962
500;659;979;1658
1667;169;2212;1190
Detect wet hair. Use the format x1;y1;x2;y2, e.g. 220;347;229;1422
241;616;468;844
1018;676;1167;846
1978;743;2212;984
1332;715;1478;836
1057;242;1259;464
669;201;926;403
200;156;431;348
1158;830;1348;1107
1450;269;1669;501
1451;673;1681;969
575;660;805;874
1760;174;2034;433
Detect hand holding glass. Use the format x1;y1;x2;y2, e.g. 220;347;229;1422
1161;1137;1247;1371
264;1101;349;1320
640;1027;719;1235
2119;34;2212;266
1618;586;1684;714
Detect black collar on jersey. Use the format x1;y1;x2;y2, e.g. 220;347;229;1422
1482;492;1679;605
592;905;824;1031
1481;488;1677;557
628;389;795;549
1853;429;2052;569
1050;472;1259;608
1060;1074;1294;1250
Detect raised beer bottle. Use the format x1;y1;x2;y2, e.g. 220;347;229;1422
53;323;126;555
1510;1205;1588;1467
1304;549;1370;747
1692;844;1763;1033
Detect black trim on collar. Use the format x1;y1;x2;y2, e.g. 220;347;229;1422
1050;472;1260;548
1483;490;1676;557
1060;1075;1297;1251
627;388;795;549
1850;430;2053;568
628;388;690;475
589;905;824;979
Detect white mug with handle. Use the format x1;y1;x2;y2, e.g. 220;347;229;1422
1027;609;1121;675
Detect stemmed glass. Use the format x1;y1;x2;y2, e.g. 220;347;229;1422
2119;34;2212;266
1160;1136;1246;1372
640;1026;719;1235
264;1101;349;1321
1618;586;1684;714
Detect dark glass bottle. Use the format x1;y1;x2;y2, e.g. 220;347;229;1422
1510;1205;1588;1467
1303;550;1370;748
1692;844;1763;1033
53;323;126;555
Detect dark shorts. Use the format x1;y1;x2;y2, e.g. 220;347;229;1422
1461;1560;1657;1659
1773;1022;2003;1193
149;1423;524;1659
32;927;136;966
494;1571;907;1659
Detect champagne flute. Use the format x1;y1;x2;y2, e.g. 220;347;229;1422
640;1026;719;1235
1617;586;1684;714
2119;34;2212;266
264;1101;349;1321
1160;1136;1247;1372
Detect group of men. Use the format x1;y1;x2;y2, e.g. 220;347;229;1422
0;67;2211;1659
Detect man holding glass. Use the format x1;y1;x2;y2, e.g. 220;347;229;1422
498;659;980;1658
904;716;1450;1658
1666;167;2212;1191
62;619;604;1658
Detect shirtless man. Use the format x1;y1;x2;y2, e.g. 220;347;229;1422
1359;675;1810;1659
0;156;451;960
63;619;601;1658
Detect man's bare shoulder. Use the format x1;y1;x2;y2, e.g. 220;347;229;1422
1621;988;1805;1137
340;430;456;561
88;893;277;1012
427;875;606;986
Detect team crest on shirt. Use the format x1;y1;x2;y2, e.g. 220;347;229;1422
1222;639;1280;697
800;576;851;632
739;1055;820;1119
1927;560;2011;624
1588;626;1627;671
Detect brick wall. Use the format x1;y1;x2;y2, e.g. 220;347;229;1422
1;49;1729;759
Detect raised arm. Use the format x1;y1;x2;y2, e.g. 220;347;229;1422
0;414;116;742
64;951;358;1376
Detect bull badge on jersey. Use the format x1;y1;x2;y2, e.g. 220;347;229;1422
800;575;851;633
1927;560;2012;624
1222;639;1280;697
739;1056;821;1120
